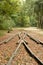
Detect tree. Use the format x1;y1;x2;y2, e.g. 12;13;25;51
0;0;23;29
34;0;43;28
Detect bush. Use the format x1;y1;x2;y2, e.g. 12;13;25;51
0;15;15;30
30;16;37;27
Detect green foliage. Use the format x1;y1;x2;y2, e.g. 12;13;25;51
34;0;43;28
30;15;37;27
0;30;6;36
0;0;22;29
0;0;43;29
0;14;15;30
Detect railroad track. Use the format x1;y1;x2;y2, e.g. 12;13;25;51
0;31;43;65
25;32;43;46
0;32;21;45
23;41;43;65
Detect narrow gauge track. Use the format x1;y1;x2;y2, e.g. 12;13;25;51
23;41;43;65
6;40;23;65
25;32;43;46
6;32;43;65
0;32;21;45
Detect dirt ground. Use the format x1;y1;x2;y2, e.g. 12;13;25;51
0;28;43;65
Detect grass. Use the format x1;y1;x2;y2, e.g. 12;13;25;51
0;30;7;37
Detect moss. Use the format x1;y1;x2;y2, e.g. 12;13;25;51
0;30;7;37
5;56;10;61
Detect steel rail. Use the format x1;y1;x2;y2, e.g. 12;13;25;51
17;32;26;44
1;31;43;65
5;32;21;43
25;32;43;45
6;40;23;65
0;32;21;45
23;41;43;65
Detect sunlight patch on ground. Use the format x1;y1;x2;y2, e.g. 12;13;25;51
13;27;43;35
23;27;43;35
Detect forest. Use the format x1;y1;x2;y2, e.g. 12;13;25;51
0;0;43;30
0;0;43;65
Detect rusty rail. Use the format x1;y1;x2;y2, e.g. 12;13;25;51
25;32;43;45
23;41;43;65
6;40;23;65
1;31;43;65
0;32;21;45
